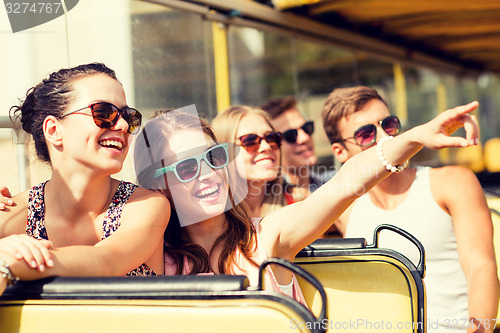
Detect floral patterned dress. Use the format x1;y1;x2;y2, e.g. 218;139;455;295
26;181;157;276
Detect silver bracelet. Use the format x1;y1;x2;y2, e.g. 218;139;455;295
377;136;408;173
0;258;19;286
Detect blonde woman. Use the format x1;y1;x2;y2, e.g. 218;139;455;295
212;106;287;217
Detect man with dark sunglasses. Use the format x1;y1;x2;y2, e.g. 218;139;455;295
261;96;331;204
321;86;498;333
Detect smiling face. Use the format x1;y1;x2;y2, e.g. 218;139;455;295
270;108;316;173
235;113;281;184
160;129;229;226
55;74;130;174
332;99;392;163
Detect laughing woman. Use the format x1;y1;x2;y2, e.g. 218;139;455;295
134;101;479;304
0;63;169;295
212;106;287;217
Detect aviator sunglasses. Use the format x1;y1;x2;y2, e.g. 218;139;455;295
154;143;229;183
282;121;315;143
237;131;282;153
60;102;142;134
338;115;401;147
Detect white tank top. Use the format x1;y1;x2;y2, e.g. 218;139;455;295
345;167;468;333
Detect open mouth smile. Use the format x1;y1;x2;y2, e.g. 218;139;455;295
195;183;220;199
99;139;124;150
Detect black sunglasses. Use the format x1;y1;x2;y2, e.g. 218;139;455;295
237;131;282;153
60;101;142;134
282;121;314;143
338;115;401;147
154;143;229;183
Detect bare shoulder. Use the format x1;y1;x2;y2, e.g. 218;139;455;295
124;185;171;226
430;165;480;188
130;185;169;202
0;190;30;237
429;165;485;212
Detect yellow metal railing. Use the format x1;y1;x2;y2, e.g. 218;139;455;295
212;21;231;112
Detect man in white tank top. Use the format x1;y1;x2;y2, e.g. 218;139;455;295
321;86;498;333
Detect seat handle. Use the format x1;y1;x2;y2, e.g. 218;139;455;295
257;257;327;330
371;224;426;278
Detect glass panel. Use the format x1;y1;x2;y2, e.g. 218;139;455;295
294;39;357;171
402;66;441;165
295;39;356;95
477;75;500;141
228;26;294;105
227;27;400;171
131;1;216;119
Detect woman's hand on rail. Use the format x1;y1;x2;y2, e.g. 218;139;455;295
0;253;15;296
0;186;14;211
0;234;53;272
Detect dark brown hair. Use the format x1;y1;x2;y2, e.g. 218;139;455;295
10;63;117;164
260;96;297;119
321;86;387;144
134;109;258;275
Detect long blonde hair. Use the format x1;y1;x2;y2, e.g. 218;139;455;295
212;105;287;216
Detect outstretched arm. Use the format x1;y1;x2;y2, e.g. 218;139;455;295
262;101;480;260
